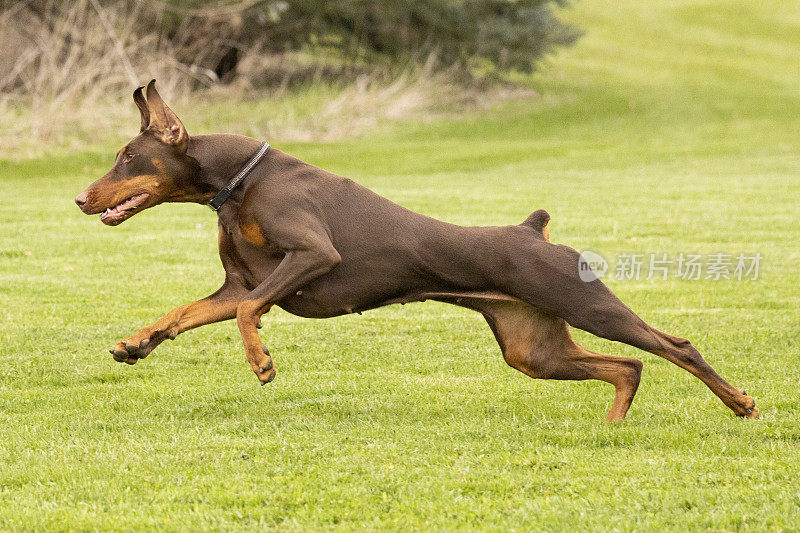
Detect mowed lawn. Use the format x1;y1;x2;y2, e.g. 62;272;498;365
1;1;799;531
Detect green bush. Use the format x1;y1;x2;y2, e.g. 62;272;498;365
8;0;580;92
163;0;581;81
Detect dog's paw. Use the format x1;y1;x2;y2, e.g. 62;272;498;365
109;341;143;365
109;328;175;364
733;389;759;419
251;344;277;385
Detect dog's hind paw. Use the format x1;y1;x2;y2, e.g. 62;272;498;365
733;390;759;419
259;368;277;385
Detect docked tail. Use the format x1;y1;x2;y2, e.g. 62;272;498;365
520;209;551;241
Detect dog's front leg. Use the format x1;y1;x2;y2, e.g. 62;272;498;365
237;246;341;384
110;279;248;365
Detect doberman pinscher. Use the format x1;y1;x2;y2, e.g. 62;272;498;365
75;80;757;421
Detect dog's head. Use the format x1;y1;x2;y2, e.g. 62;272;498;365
75;80;203;225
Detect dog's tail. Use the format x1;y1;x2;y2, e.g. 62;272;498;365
520;209;550;241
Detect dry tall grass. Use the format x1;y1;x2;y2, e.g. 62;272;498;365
0;1;535;158
2;1;191;155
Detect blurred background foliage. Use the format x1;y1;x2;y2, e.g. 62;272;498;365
2;0;579;94
0;0;579;156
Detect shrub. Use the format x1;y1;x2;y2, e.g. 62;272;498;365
0;0;579;153
164;0;582;81
2;0;579;93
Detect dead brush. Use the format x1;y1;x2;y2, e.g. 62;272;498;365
0;1;188;156
314;57;537;141
0;1;537;158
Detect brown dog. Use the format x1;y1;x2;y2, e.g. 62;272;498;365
75;80;757;421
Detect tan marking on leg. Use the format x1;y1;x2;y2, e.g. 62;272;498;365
113;292;243;364
433;292;641;421
236;300;275;384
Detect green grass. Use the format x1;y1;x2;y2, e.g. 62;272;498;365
2;0;800;530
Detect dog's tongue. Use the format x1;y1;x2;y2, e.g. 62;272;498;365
100;193;148;225
100;206;126;225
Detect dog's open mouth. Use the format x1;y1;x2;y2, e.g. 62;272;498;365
100;193;150;226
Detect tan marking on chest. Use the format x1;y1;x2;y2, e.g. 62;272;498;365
240;222;266;246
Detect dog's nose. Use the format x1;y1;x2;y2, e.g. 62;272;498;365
75;191;88;208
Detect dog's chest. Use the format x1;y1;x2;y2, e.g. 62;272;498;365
219;210;280;252
218;215;283;287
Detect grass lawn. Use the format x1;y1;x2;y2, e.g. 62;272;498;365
1;0;799;530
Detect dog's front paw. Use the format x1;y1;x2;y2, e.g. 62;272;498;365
249;344;277;385
109;327;175;364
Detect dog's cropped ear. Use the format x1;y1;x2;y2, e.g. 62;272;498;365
145;79;188;151
133;86;150;132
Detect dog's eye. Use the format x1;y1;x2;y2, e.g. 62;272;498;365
123;152;134;163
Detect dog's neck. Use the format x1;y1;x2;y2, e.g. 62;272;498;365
186;134;265;205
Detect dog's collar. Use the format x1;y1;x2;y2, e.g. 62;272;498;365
208;141;271;211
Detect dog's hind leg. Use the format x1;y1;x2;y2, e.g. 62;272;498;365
435;294;643;421
504;242;757;418
579;305;758;419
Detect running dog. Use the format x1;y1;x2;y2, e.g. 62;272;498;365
75;81;758;421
